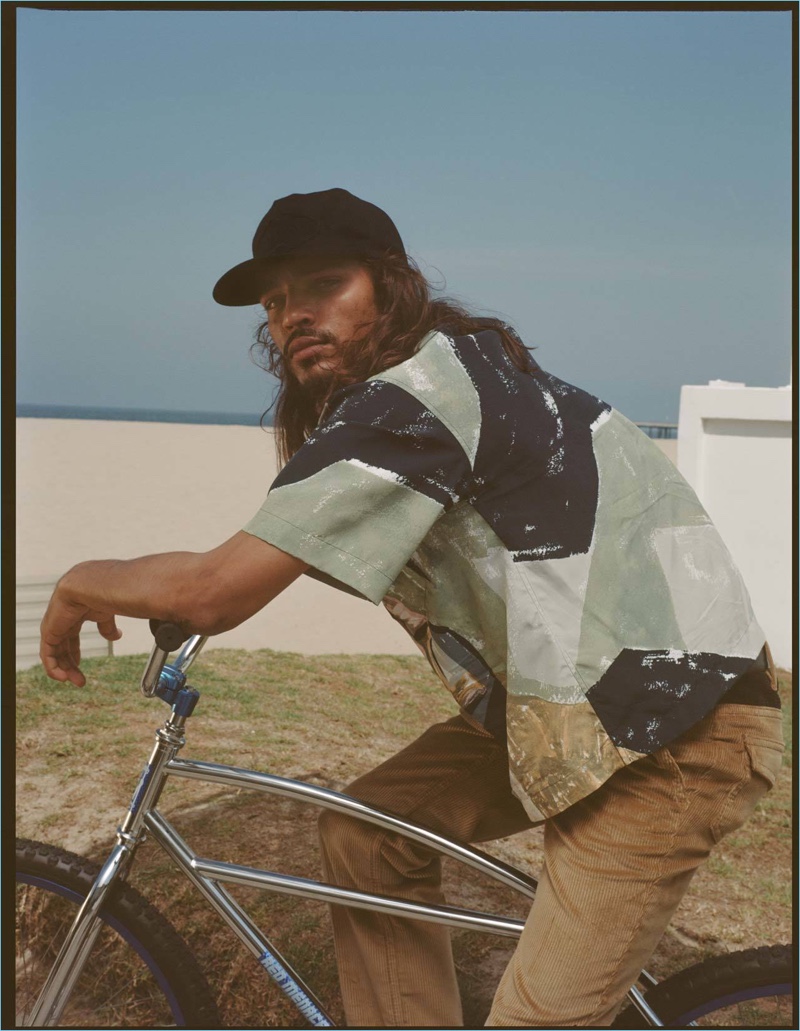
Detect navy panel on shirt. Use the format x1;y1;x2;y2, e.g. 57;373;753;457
271;379;473;510
450;331;610;560
586;648;757;753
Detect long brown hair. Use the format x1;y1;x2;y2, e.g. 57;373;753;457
252;254;537;464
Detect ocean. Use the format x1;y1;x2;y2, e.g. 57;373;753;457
16;403;272;427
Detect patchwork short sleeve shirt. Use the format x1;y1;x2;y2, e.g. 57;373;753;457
244;327;765;820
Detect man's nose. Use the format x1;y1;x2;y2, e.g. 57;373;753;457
282;288;315;331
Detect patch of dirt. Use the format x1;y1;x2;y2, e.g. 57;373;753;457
16;771;128;855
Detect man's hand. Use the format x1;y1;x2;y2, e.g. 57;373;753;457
40;579;122;687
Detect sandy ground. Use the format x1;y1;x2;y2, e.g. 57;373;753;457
16;418;418;658
16;417;692;662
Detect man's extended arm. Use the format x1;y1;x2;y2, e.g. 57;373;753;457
40;531;308;687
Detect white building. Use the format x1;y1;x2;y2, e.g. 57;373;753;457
677;381;792;668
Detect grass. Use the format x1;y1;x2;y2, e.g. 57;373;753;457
16;650;794;1027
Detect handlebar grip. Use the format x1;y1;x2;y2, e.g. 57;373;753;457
141;621;190;697
148;620;191;653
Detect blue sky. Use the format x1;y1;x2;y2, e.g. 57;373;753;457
16;8;792;423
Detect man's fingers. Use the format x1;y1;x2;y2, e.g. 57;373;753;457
39;596;121;687
40;637;86;687
38;587;98;688
95;615;123;642
66;629;82;671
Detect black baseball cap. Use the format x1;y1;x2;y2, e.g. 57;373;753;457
213;188;407;306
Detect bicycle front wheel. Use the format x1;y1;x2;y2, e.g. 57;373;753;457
614;944;794;1028
16;838;220;1028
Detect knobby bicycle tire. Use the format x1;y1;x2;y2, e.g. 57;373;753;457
613;944;794;1028
15;838;221;1029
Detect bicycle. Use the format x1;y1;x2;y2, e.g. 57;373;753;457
15;622;794;1028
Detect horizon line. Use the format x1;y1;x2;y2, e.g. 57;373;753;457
16;402;273;428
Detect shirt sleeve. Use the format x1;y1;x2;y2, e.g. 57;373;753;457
243;378;474;603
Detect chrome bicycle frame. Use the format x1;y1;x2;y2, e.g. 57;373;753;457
26;633;666;1028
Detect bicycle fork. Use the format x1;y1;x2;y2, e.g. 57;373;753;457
25;712;188;1027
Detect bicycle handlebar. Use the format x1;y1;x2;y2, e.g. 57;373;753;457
141;621;207;697
171;633;209;675
149;620;190;653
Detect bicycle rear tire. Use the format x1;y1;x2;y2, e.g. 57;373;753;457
613;944;794;1028
15;838;221;1028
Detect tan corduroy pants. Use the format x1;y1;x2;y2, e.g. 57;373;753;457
318;700;784;1028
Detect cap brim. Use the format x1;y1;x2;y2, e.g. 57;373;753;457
213;257;278;307
213;240;406;307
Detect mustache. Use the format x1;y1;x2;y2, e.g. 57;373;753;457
286;328;336;353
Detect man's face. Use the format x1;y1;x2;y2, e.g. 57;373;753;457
260;256;379;391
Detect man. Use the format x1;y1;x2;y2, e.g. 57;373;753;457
41;188;784;1027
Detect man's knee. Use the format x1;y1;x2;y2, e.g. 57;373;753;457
318;806;365;855
318;806;440;889
317;806;384;884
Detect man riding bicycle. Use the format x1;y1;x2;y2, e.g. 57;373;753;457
41;188;783;1027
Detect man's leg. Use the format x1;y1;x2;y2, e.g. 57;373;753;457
487;703;785;1027
318;716;533;1028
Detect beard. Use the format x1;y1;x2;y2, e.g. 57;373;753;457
275;314;377;410
284;328;342;401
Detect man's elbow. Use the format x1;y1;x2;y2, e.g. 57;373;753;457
172;572;258;637
177;592;244;638
181;607;232;637
166;537;300;636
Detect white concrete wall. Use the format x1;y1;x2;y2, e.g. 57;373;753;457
677;383;792;668
16;418;418;664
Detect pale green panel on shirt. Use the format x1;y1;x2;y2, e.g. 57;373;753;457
576;412;709;686
386;567;429;625
244;461;444;605
407;503;511;678
374;331;482;465
653;524;762;658
505;550;594;700
471;546;590;704
453;512;592;704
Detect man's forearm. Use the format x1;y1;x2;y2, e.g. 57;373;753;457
57;551;209;632
57;534;308;636
41;532;308;685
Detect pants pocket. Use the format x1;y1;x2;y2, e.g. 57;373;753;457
746;735;784;789
710;732;784;844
